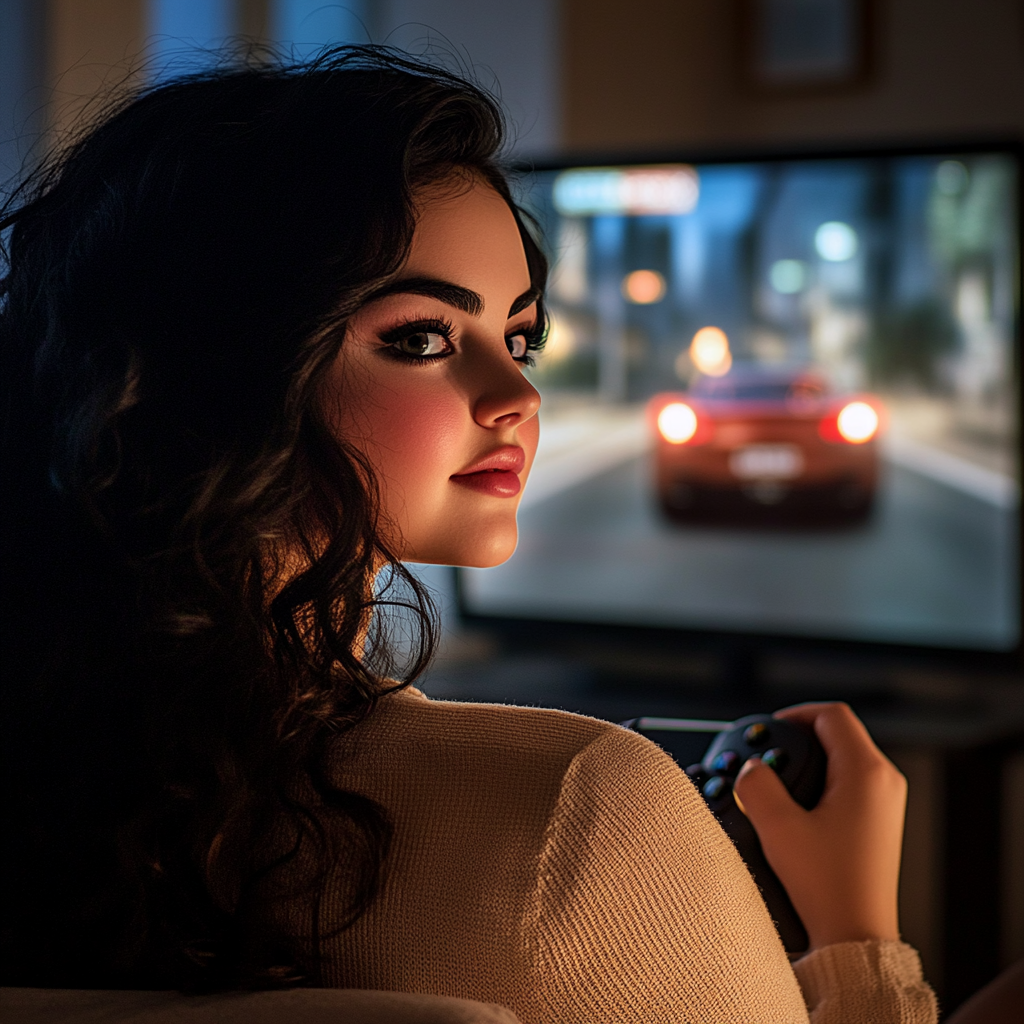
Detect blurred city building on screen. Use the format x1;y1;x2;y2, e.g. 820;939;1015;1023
463;151;1021;652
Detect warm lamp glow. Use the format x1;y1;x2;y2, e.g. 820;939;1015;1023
623;269;666;304
690;326;732;377
543;312;575;362
657;402;698;443
836;401;879;443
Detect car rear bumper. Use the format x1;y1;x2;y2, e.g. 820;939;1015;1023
657;472;877;523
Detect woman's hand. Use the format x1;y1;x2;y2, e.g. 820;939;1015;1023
732;702;906;951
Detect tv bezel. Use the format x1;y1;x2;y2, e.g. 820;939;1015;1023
455;138;1024;675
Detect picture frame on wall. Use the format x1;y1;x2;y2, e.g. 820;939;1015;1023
741;0;874;93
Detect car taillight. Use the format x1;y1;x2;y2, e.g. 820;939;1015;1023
658;402;699;444
820;401;880;444
837;401;879;442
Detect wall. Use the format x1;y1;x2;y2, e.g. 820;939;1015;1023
8;1;1024;184
18;0;559;157
377;0;560;155
46;0;147;140
561;0;1024;154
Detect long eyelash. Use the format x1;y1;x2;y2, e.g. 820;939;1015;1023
510;318;548;367
378;316;455;364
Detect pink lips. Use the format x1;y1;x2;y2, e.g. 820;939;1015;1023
451;445;526;498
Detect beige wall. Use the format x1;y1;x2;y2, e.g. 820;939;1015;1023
46;0;147;139
44;0;277;141
562;0;1024;153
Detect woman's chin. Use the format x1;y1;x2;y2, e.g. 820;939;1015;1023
461;539;517;569
404;523;519;569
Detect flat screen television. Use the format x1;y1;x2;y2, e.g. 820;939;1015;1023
456;142;1023;667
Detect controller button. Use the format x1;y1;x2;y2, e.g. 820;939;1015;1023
685;763;704;779
743;722;770;746
703;775;731;800
762;747;788;772
711;750;741;774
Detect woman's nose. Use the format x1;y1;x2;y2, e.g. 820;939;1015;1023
472;355;542;429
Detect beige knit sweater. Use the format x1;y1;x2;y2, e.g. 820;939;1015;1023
305;686;937;1024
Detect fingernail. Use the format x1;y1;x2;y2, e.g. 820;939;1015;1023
737;755;761;780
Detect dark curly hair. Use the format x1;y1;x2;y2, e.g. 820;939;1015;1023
0;46;547;991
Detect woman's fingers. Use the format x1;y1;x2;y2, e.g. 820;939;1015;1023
773;701;907;832
771;701;836;726
774;701;893;778
734;757;805;835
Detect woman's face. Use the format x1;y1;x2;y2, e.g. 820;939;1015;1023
322;175;542;567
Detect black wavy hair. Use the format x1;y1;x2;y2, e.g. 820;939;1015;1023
0;46;547;990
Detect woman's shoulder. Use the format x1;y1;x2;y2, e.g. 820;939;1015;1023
367;684;663;770
319;687;810;1023
331;684;679;815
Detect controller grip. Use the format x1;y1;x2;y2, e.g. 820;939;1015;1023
693;714;826;955
623;713;825;955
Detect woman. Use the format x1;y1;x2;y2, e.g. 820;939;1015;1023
0;48;935;1022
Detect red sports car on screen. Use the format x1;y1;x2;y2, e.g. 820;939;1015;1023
649;366;884;522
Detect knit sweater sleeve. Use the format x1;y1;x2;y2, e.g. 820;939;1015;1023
520;725;810;1024
519;725;938;1024
792;940;938;1024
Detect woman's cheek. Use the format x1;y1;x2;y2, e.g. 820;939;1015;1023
371;380;466;490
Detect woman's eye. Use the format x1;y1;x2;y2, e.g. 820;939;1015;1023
506;334;528;360
395;331;450;357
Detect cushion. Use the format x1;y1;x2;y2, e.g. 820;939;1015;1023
0;987;522;1024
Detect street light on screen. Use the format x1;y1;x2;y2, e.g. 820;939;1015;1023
814;221;858;262
690;326;732;377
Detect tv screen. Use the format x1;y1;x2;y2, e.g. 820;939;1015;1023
458;145;1021;655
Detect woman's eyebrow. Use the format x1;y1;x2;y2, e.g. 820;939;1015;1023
370;276;483;316
508;287;540;318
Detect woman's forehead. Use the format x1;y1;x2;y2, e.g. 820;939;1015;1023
406;180;531;304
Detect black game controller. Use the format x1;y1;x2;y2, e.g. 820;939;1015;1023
626;713;827;954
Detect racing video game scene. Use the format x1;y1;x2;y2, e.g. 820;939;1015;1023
460;152;1021;651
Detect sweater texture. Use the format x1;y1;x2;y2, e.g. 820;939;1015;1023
289;686;936;1024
